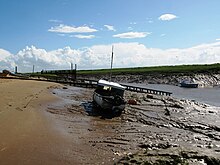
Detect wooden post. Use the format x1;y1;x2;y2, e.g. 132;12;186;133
71;63;73;70
74;64;77;80
15;66;18;74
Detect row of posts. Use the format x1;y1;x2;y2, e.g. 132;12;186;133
14;63;77;74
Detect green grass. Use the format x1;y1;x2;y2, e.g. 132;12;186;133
30;72;58;77
28;63;220;77
77;63;220;75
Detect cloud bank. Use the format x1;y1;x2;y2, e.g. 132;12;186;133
104;25;116;31
48;24;98;33
158;14;178;21
1;42;220;73
113;32;151;39
73;34;95;39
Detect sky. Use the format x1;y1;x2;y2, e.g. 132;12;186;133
0;0;220;72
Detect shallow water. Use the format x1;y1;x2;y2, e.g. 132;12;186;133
125;83;220;107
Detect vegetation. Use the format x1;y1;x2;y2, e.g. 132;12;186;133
30;72;58;78
28;63;220;77
77;63;220;75
30;69;75;78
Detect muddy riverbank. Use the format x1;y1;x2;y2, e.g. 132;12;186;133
78;72;220;87
48;85;220;164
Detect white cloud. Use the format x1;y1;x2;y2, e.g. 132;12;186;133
158;14;178;21
1;42;220;72
74;34;95;39
130;22;137;25
48;24;98;33
216;38;220;41
13;46;82;72
113;32;151;39
128;27;133;31
0;49;11;61
58;34;66;37
49;19;62;23
104;25;116;31
0;49;15;71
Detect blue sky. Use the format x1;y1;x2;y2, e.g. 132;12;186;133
0;0;220;72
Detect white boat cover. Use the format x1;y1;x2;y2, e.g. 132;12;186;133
98;79;126;90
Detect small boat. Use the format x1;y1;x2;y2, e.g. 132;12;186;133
93;79;126;115
180;80;198;88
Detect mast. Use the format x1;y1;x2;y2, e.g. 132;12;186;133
110;45;114;81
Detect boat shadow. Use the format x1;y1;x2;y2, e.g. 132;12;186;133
81;101;121;119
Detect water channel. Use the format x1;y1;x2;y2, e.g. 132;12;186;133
127;83;220;107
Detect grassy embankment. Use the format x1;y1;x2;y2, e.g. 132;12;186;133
29;63;220;77
77;63;220;75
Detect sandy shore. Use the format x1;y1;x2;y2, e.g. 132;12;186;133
0;79;79;165
1;79;220;164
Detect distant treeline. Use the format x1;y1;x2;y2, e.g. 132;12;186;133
77;63;220;75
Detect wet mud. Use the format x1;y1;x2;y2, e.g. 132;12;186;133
47;85;220;164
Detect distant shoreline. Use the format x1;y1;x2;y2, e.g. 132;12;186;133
76;63;220;87
78;72;220;87
77;63;220;75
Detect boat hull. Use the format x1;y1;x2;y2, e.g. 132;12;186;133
180;82;198;88
93;92;125;111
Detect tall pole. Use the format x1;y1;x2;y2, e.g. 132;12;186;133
33;65;35;73
110;45;114;81
74;64;77;80
71;62;73;70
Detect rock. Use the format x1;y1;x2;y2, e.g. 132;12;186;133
164;108;170;116
146;94;154;99
215;149;220;152
127;99;138;105
204;157;220;165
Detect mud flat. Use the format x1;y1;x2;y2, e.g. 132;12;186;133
48;85;220;164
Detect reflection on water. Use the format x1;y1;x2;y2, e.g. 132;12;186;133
127;83;220;107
